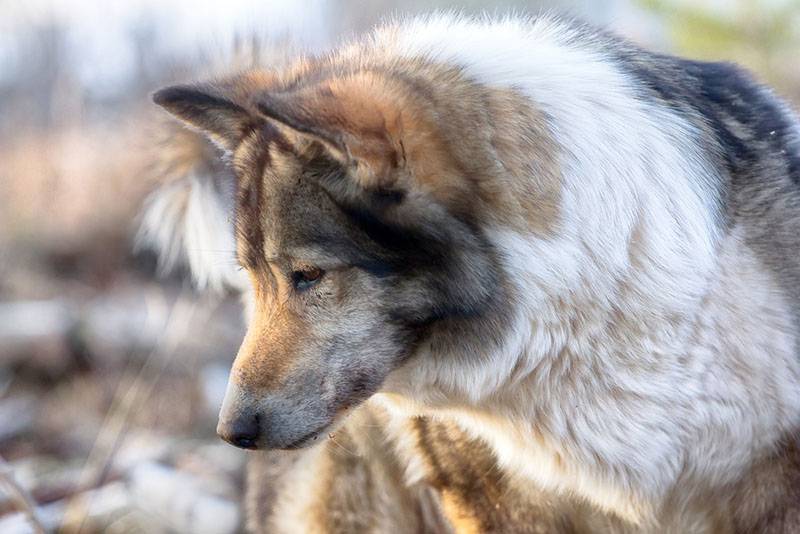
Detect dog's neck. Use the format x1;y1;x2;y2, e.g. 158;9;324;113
380;225;800;526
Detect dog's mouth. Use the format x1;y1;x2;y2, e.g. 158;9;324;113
278;406;358;450
280;423;332;450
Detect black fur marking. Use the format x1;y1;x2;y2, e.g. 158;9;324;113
684;61;800;187
622;50;799;183
153;85;247;116
337;203;436;264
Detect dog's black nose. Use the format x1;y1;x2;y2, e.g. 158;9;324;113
217;414;260;450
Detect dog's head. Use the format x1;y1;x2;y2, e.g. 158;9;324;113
153;70;502;449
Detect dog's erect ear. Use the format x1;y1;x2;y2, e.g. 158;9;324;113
253;75;412;193
153;84;258;152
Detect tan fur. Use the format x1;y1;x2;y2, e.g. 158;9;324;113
483;88;563;236
147;114;223;185
253;58;564;234
233;273;304;392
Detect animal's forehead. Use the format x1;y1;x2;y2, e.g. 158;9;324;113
235;140;365;266
262;164;346;246
233;126;403;272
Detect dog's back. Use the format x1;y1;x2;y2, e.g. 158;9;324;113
618;49;800;310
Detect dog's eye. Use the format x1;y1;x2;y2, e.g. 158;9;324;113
291;267;325;291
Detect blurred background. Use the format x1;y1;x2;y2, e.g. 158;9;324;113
0;0;798;532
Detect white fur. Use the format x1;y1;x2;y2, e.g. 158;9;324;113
374;14;800;524
137;172;247;292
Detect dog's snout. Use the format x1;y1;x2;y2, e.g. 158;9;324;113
217;413;260;450
217;380;333;450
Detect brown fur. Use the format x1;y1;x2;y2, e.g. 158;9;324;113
728;435;800;533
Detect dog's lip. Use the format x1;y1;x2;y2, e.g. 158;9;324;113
278;407;356;450
279;424;331;450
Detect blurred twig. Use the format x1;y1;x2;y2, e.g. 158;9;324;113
0;454;47;534
58;289;217;533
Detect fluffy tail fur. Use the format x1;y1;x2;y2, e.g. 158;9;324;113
136;38;297;292
136;119;242;292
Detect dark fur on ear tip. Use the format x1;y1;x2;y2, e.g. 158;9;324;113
152;84;246;115
150;83;256;150
151;85;186;107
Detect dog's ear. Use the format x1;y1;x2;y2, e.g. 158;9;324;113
153;83;260;152
252;75;415;196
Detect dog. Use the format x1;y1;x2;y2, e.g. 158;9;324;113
141;13;800;532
